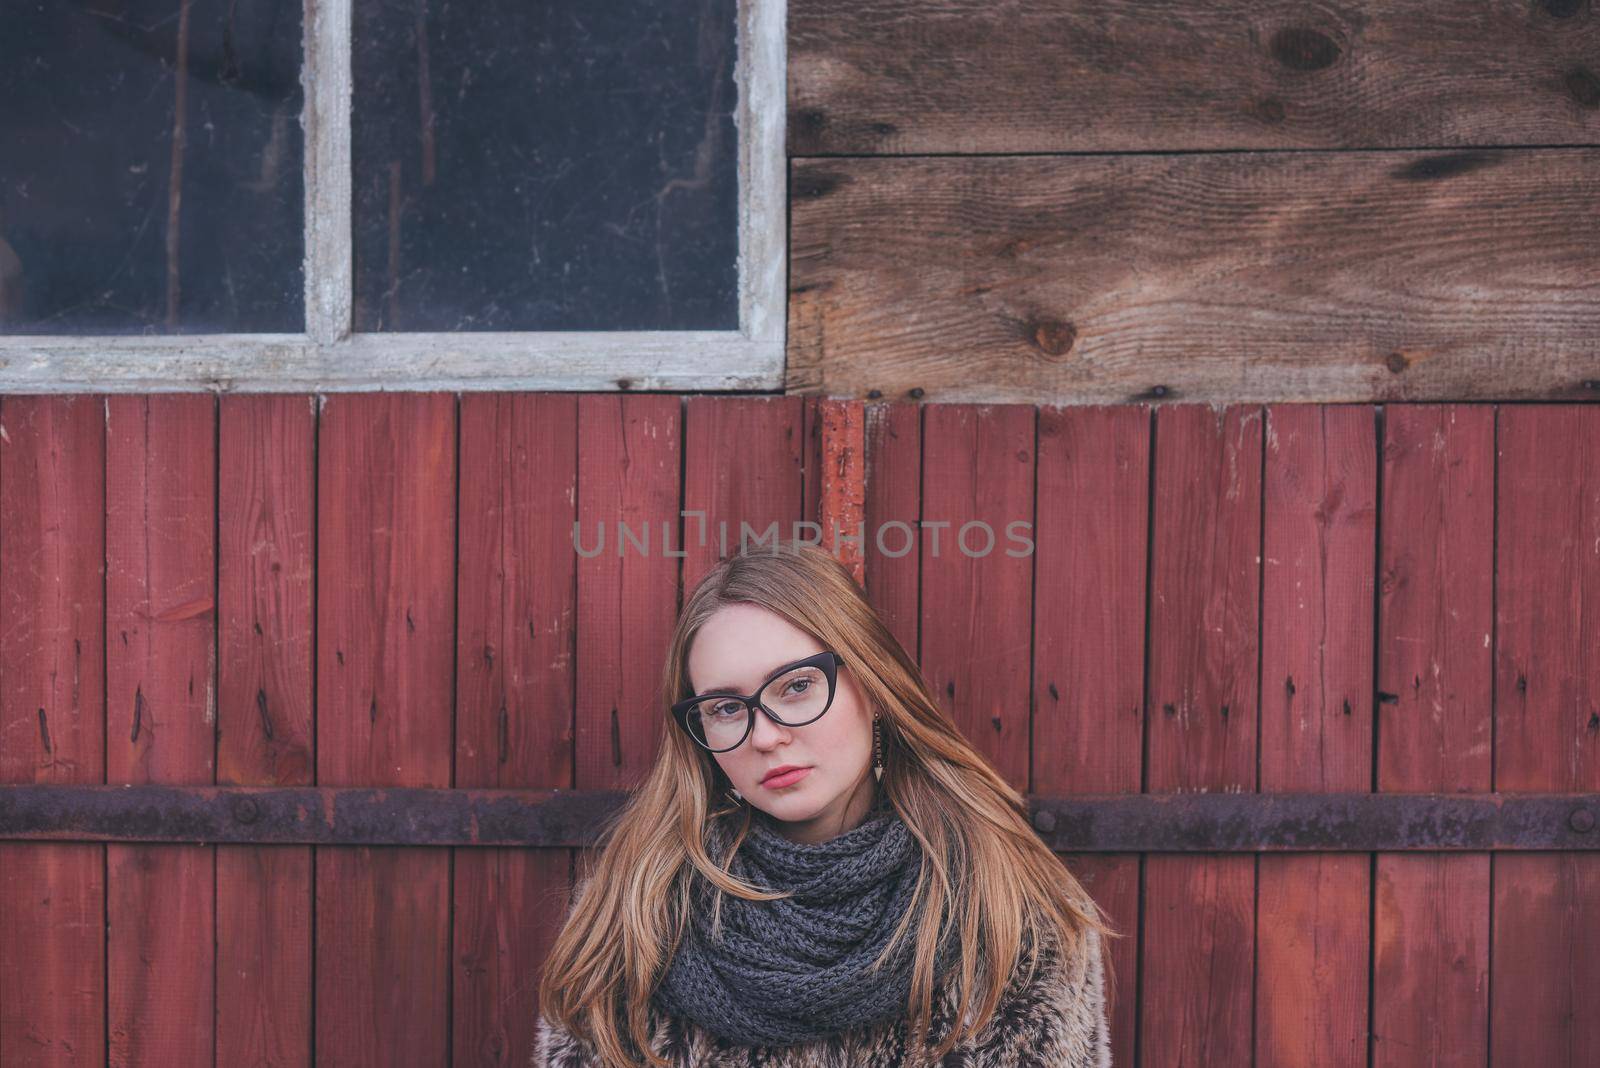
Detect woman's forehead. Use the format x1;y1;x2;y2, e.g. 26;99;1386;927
687;606;823;692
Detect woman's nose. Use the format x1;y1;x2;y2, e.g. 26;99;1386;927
748;707;791;748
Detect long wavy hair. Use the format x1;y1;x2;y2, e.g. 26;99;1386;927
536;538;1117;1066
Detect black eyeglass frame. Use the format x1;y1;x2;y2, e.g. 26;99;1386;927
670;650;845;753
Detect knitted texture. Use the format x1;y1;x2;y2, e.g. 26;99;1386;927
649;794;962;1048
534;919;1114;1067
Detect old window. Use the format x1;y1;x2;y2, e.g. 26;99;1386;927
0;0;785;391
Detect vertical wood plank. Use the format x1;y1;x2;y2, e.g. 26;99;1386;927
104;394;217;1066
1491;404;1600;1067
315;393;454;1068
454;392;579;1066
1255;404;1376;1068
567;392;684;949
1033;404;1148;792
1032;403;1148;1065
1142;403;1262;1067
457;393;577;791
801;396;823;545
681;396;804;593
862;402;922;658
811;399;866;582
918;403;1035;789
216;394;315;1067
575;394;681;790
0;396;107;1066
1373;404;1493;1068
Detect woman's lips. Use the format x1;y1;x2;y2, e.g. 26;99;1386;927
762;766;812;789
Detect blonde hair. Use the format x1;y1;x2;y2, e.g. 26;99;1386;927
537;538;1118;1066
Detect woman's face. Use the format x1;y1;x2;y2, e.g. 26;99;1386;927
685;603;877;842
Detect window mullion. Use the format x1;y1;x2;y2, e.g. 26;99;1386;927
303;0;354;344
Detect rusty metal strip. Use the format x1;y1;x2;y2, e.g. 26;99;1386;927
0;786;1596;850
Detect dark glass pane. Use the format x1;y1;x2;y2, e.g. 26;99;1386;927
0;0;304;334
352;0;739;332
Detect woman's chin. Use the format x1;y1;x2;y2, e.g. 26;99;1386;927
754;790;826;821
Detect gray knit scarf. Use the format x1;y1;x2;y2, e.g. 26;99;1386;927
651;794;960;1049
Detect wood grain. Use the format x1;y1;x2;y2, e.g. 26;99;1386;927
790;0;1600;155
788;151;1600;404
314;393;455;1068
862;401;923;655
1373;404;1494;1068
1141;404;1262;1066
0;396;107;1066
217;394;316;1067
105;395;218;1066
1256;404;1377;1067
1490;404;1600;1066
453;392;580;1065
1032;403;1149;1065
681;396;805;592
917;403;1036;789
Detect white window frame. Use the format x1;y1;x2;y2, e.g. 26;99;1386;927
0;0;786;393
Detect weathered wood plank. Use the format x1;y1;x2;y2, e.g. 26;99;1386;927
0;396;106;1066
216;394;316;1067
681;396;805;591
790;0;1600;155
575;394;682;785
105;395;218;1066
918;403;1036;789
788;152;1600;404
453;392;579;1066
566;392;685;1039
1373;404;1493;1068
1256;404;1377;1067
315;393;454;1068
1033;403;1149;1066
1142;404;1261;1066
1033;404;1149;794
862;402;923;656
218;395;316;786
1490;404;1600;1066
458;393;579;791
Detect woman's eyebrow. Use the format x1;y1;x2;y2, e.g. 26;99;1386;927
700;654;809;694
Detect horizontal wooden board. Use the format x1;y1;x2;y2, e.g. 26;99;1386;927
788;151;1600;404
790;0;1600;154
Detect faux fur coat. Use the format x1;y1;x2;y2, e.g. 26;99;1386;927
532;916;1112;1068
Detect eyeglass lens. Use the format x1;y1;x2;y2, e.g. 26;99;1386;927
684;661;833;751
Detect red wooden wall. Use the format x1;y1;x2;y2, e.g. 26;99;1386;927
0;395;1596;1067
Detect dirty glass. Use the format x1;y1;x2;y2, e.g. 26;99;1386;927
351;0;740;332
0;0;305;334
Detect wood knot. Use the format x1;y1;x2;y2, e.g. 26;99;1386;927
1566;67;1600;109
1391;152;1499;182
1026;317;1077;357
1270;27;1341;71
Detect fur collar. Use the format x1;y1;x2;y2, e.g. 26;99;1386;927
534;922;1111;1067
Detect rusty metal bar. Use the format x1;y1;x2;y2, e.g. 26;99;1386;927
0;786;1595;850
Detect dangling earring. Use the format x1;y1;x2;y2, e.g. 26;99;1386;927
727;785;744;803
872;711;884;782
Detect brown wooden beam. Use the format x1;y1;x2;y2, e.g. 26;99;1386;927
786;154;1600;405
0;785;1597;851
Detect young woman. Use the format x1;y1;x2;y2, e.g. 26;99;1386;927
534;540;1115;1067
